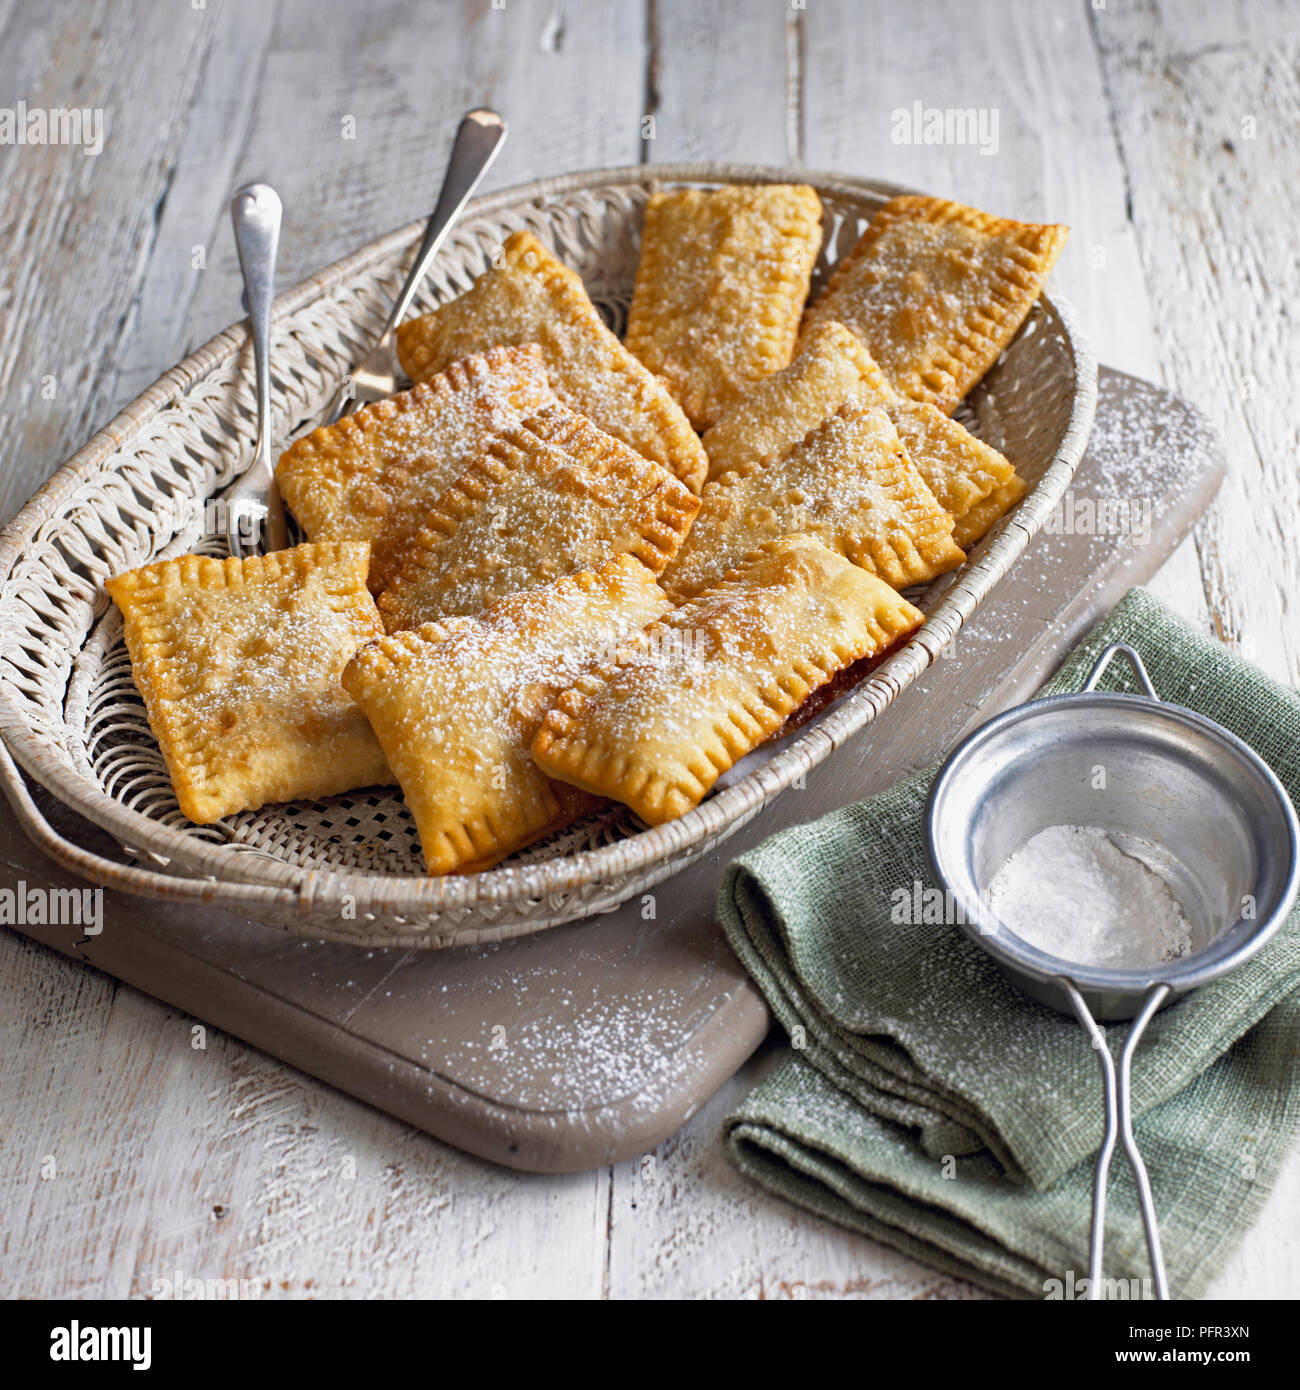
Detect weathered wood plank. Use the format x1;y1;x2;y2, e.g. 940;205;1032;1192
604;1045;992;1300
1092;0;1300;681
110;0;278;405
0;922;611;1299
180;0;647;364
0;0;214;523
643;0;793;165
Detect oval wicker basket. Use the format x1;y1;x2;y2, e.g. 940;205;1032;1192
0;165;1096;947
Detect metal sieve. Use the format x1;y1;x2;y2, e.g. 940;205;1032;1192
925;643;1299;1299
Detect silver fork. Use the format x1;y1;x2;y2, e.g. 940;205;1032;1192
226;182;288;555
321;107;507;424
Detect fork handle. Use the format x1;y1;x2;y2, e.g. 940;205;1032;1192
381;108;507;338
230;183;288;552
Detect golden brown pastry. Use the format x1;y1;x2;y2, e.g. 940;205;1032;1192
804;195;1068;413
275;345;555;592
395;230;708;492
884;399;1024;545
376;403;699;631
105;542;390;824
700;320;893;479
951;474;1030;548
343;553;670;874
703;319;1022;544
661;401;964;601
624;183;824;428
533;536;925;825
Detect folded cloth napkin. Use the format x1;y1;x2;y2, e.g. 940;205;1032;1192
720;588;1300;1300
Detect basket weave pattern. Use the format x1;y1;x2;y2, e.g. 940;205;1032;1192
0;167;1096;947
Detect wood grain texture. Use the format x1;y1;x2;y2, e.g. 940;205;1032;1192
1;0;1297;1300
1091;0;1300;684
0;0;212;524
642;0;793;164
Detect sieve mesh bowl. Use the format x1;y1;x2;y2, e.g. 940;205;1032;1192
926;645;1300;1020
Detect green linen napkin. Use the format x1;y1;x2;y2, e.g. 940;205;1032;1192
720;588;1300;1300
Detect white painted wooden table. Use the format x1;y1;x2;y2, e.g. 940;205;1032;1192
2;0;1297;1298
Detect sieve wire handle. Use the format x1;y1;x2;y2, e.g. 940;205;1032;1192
1062;979;1172;1301
1082;642;1159;700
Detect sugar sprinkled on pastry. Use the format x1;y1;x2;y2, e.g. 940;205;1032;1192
624;183;824;429
533;535;924;825
950;473;1029;548
701;319;891;479
885;398;1024;544
376;402;699;630
275;345;555;592
106;542;391;824
396;230;708;492
704;318;1022;543
661;401;963;602
344;553;670;874
804;195;1068;413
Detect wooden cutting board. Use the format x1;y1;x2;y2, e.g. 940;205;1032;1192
2;368;1224;1173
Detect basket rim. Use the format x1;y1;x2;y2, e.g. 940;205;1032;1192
0;162;1098;921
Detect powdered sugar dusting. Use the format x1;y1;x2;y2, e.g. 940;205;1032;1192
988;824;1194;968
277;346;555;592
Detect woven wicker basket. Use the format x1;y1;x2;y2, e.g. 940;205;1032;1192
0;165;1096;947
